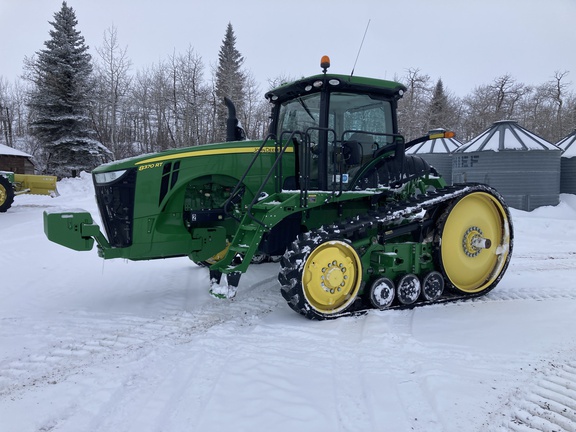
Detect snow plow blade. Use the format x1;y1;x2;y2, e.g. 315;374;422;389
14;174;59;196
43;210;97;252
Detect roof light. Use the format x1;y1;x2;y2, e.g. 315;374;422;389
313;80;323;88
320;55;330;73
328;79;340;86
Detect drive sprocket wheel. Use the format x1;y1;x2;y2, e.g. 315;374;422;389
436;185;513;295
0;175;15;213
279;231;362;320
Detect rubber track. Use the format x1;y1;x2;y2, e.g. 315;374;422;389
279;183;512;320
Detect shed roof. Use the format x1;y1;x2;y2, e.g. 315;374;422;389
0;143;32;158
456;120;558;153
406;128;462;154
557;130;576;158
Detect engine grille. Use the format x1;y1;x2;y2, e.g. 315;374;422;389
94;169;136;248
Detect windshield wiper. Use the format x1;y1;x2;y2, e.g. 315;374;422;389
297;97;315;121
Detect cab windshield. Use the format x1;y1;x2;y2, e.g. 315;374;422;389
277;93;321;141
277;91;394;190
277;92;393;142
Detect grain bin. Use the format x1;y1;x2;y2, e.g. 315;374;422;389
453;120;561;211
406;128;461;185
557;130;576;194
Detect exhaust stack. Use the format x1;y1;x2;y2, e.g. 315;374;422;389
224;97;246;142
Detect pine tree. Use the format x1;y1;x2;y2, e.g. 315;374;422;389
428;79;449;129
26;1;109;177
214;23;246;142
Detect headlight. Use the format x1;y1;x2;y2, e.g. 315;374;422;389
94;170;127;184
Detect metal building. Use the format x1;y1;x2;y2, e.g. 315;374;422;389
406;128;462;185
557;130;576;194
453;120;561;211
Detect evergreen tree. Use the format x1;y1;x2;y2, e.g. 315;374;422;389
25;1;109;177
214;23;246;142
428;79;449;129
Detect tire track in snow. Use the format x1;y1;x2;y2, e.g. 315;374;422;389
327;319;373;432
508;252;576;272
7;253;571;403
491;359;576;431
74;347;232;432
0;275;282;400
326;314;448;432
465;249;576;304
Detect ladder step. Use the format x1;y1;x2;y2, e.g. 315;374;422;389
239;224;258;231
230;245;249;253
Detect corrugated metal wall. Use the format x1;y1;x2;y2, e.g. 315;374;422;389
416;154;454;185
557;131;576;195
560;157;576;194
452;150;561;211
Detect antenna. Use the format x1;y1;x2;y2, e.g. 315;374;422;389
351;19;371;77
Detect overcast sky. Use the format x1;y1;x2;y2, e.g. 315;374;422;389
1;0;575;97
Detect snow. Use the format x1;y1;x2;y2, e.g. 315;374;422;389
2;173;576;432
0;143;32;158
406;137;461;154
459;121;560;153
557;131;576;159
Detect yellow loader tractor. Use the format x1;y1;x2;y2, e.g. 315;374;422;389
0;171;58;212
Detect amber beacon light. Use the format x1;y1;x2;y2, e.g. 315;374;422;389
320;55;331;73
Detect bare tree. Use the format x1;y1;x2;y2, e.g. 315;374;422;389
397;68;432;140
129;68;154;155
0;77;14;146
548;71;570;141
239;72;271;139
93;25;132;158
461;75;531;140
167;45;206;146
489;74;530;121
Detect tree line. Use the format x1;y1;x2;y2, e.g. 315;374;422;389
399;68;575;144
0;2;575;177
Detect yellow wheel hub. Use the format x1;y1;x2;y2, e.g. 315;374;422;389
302;240;362;314
441;191;511;293
0;185;6;204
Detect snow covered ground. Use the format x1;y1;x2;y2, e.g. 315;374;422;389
1;172;576;432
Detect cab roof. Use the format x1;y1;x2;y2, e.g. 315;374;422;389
265;74;407;104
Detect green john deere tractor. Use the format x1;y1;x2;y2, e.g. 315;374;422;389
44;57;513;319
1;171;58;212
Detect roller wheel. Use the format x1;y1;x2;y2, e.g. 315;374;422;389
421;271;444;301
279;231;362;320
0;175;15;213
369;277;395;310
396;274;421;305
436;185;513;295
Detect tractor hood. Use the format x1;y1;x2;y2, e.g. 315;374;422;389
92;140;270;174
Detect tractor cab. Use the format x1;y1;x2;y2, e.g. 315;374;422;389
265;57;407;192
